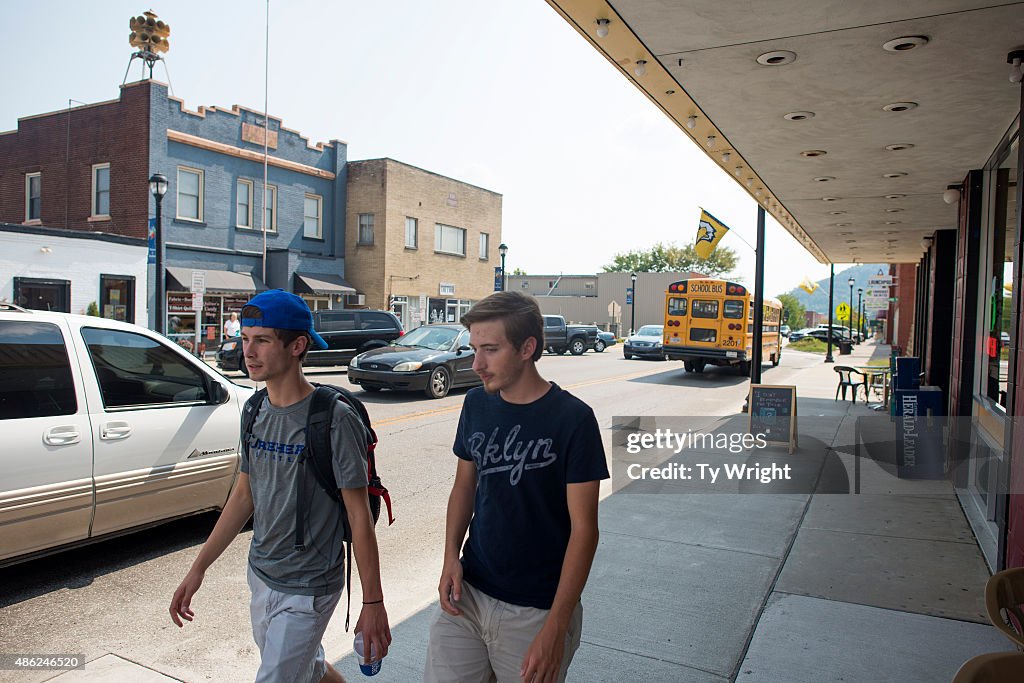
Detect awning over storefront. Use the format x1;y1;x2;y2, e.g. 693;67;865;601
293;272;357;295
165;266;266;293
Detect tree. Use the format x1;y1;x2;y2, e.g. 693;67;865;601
777;294;806;329
510;267;527;276
602;241;738;277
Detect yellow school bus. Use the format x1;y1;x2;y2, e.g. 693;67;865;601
663;278;782;374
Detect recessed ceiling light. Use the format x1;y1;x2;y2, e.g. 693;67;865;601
883;172;908;179
885;194;906;200
822;197;840;202
814;176;836;182
885;143;915;151
883;102;918;112
883;35;929;52
828;211;846;216
757;50;797;66
665;90;676;95
886;208;904;213
784;111;815;121
800;150;827;157
885;221;902;225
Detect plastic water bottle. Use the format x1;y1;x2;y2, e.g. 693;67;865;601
353;632;382;676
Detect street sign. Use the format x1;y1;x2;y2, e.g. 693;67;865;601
868;277;895;287
836;303;851;321
192;292;204;312
191;270;206;294
608;300;621;318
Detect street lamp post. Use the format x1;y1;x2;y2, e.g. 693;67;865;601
149;173;168;334
847;277;855;343
630;272;637;336
498;243;508;291
856;288;863;344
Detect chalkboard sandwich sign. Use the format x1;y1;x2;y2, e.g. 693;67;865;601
748;384;798;454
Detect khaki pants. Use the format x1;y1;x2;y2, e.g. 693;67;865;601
423;581;583;683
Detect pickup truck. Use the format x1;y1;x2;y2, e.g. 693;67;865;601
0;304;253;567
542;315;599;355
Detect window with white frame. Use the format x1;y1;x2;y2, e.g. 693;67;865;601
92;163;110;217
405;217;418;248
304;194;323;239
176;167;203;221
263;185;277;231
479;233;489;260
236;178;253;228
25;173;41;222
435;224;466;256
358;213;374;244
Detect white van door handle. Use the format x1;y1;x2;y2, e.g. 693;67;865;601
100;421;133;440
44;425;82;446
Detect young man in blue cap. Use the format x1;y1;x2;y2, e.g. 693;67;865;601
424;291;608;683
169;289;390;683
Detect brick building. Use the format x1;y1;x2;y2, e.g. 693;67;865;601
346;159;502;330
0;79;502;336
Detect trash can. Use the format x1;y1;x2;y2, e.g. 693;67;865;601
838;340;852;355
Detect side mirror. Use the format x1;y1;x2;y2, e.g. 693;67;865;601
457;345;472;354
208;381;231;405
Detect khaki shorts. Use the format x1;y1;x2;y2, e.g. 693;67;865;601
247;565;341;683
423;581;583;683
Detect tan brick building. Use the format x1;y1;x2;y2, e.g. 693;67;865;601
346;159;502;329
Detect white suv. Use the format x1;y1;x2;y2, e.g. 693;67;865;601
0;304;253;566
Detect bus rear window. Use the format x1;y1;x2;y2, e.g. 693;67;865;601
668;297;687;316
691;301;719;319
724;300;744;319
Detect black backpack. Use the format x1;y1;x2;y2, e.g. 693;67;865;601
241;383;394;629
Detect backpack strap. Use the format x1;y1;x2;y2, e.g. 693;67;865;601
240;388;268;462
295;386;343;552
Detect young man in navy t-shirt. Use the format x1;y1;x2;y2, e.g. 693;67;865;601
424;291;609;683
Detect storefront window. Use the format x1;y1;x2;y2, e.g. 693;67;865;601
983;136;1018;410
100;275;134;323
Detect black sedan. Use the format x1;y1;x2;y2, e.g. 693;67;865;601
347;324;480;399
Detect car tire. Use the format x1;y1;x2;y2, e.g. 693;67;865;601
692;361;705;373
624;352;633;360
425;366;451;399
594;340;606;353
556;347;567;355
362;386;382;393
570;339;586;356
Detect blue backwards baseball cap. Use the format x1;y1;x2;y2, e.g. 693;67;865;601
241;289;328;350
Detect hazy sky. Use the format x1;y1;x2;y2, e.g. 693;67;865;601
0;0;844;297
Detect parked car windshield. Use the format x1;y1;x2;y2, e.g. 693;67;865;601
396;326;459;350
637;325;663;336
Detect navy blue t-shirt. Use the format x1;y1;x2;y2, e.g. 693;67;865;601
454;382;609;609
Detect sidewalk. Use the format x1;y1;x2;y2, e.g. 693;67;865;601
53;341;1007;682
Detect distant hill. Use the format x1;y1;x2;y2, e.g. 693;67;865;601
778;264;889;314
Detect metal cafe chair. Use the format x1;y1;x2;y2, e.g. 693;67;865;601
833;366;868;403
951;651;1024;682
985;567;1024;650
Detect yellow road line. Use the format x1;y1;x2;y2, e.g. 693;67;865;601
375;367;667;427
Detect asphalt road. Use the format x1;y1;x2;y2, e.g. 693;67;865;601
0;342;816;682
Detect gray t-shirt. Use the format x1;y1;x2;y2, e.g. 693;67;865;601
241;391;369;596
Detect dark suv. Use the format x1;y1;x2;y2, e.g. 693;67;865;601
217;309;404;374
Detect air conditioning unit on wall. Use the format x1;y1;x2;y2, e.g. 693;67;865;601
346;293;366;306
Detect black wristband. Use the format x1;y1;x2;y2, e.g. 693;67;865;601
363;599;384;605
